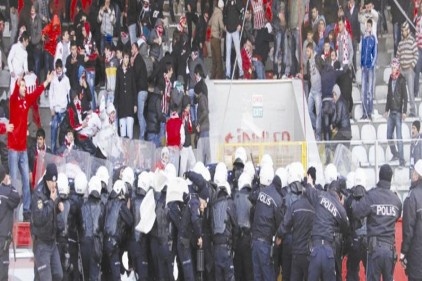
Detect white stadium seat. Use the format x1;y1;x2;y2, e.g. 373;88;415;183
375;85;388;101
363;168;377;189
377;123;388;141
361;124;377;143
352;145;369;167
351;125;360;141
354;104;363;120
383;67;391;84
368;145;386;166
352;86;361;102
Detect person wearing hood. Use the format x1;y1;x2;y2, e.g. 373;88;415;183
42;14;61;73
103;179;134;281
401;159;422;280
251;164;281;281
344;168;368;281
352;164;402;281
233;172;254;281
385;58;407;167
31;163;64;281
331;84;352;145
211;163;238;281
208;0;225;79
303;177;349;281
80;176;105;281
129;171;152;280
148;18;165;64
276;163;314;281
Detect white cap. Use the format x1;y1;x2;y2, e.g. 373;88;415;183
113;179;126;195
238;172;251;191
260;154;273;168
214;162;228;185
234;147;247;165
244;161;255;181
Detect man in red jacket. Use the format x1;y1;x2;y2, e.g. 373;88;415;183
9;71;54;221
166;104;185;172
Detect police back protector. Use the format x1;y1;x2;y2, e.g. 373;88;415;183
234;192;252;229
105;200;123;237
212;197;228;235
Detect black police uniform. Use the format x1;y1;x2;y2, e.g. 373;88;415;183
344;185;367;281
56;195;72;280
277;193;315;281
401;180;422;281
352;174;402;281
129;188;150;281
67;190;84;280
251;181;283;281
150;189;175;281
304;181;349;281
278;181;304;281
103;191;133;281
31;179;64;281
0;181;20;281
80;191;105;281
211;188;238;281
186;170;217;281
233;185;253;281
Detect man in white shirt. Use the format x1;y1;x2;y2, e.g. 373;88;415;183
54;29;71;74
7;31;29;94
49;59;70;153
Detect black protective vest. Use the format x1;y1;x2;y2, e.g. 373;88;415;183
234;191;252;229
212;197;228;235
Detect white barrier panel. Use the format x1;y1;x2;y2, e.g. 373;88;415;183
206;79;318;163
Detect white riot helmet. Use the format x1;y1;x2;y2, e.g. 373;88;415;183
74;172;88;195
122;167;135;186
244;161;255;181
57;173;70;198
260;154;274;168
354;168;367;188
165;163;177;179
193;162;211;181
234;147;247;165
96;166;110;184
275;167;288;187
238;172;252;191
88;175;102;196
346;172;355;189
214;162;228;185
137;171;152;193
113;179;126;195
260;164;274;186
287;162;304;185
324;164;338;185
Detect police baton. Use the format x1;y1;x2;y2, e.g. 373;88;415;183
11;237;16;262
196;247;204;281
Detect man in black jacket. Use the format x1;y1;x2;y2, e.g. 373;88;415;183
131;42;149;140
332;84;352;147
344;0;361;74
384;58;407;167
145;84;166;147
401;159;422;281
223;0;244;79
0;164;20;281
352;164;402;281
31;163;64;281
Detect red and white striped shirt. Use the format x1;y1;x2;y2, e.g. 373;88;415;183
251;0;266;30
161;75;172;115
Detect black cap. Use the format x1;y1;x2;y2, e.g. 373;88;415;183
413;120;421;132
44;163;58;182
0;164;6;183
307;166;316;182
379;164;393;183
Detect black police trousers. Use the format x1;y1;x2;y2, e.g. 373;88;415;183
128;238;149;281
234;234;253;281
150;237;174;281
308;244;336;281
367;244;395;281
346;237;367;281
291;253;309;281
81;238;101;281
214;244;234;281
34;240;63;281
0;237;10;281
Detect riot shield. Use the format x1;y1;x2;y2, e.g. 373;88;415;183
136;189;156;234
87;155;114;193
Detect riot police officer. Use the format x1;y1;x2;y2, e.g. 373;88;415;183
103;180;134;281
277;162;307;281
81;176;105;281
229;147;247;193
352;164;402;281
251;164;282;281
96;166;110;205
129;171;151;280
401;159;422;281
233;173;253;281
345;168;368;281
31;163;64;281
211;164;238;281
304;179;349;281
56;173;72;280
0;164;20;281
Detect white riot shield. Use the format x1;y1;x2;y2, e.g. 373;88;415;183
136;189;156;234
166;177;189;205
